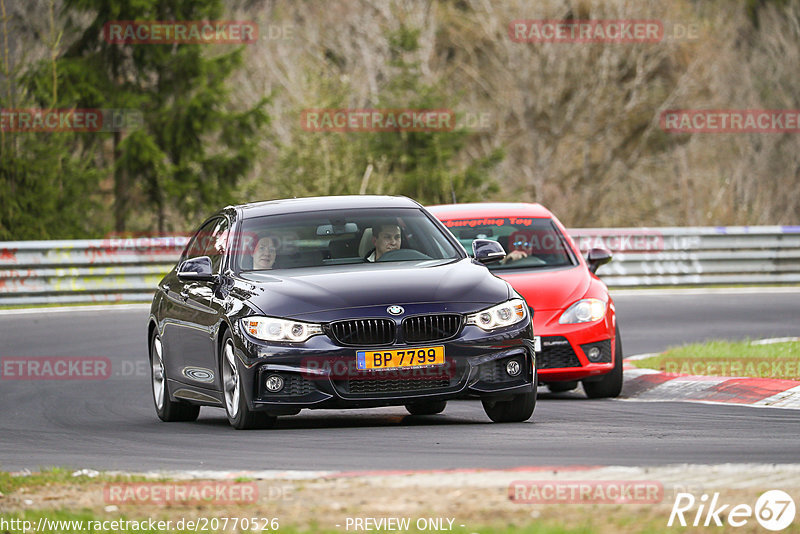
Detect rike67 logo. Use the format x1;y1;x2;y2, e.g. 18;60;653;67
669;490;796;531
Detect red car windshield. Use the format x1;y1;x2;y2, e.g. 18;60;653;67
442;216;576;270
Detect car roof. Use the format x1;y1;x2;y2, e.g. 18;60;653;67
233;195;422;217
427;202;554;219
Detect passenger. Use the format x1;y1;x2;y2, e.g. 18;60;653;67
252;235;278;270
366;223;401;261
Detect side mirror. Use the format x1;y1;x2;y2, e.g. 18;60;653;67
473;239;506;264
586;247;612;274
178;256;218;282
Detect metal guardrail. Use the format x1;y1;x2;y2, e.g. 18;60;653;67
569;226;800;286
1;226;799;305
0;237;187;305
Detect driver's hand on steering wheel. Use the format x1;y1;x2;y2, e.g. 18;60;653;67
502;249;528;264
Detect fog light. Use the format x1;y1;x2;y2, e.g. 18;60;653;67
506;360;521;377
586;346;602;362
264;374;285;393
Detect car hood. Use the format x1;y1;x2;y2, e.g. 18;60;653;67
496;265;590;312
237;258;511;320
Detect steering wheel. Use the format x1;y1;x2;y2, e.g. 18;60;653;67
377;249;433;262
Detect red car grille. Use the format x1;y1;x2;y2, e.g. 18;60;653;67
538;336;581;368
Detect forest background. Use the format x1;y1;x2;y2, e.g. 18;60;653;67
1;0;798;240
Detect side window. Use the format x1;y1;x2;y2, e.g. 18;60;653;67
182;220;218;262
181;218;229;273
201;218;229;273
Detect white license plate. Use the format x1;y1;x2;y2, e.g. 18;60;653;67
534;336;542;352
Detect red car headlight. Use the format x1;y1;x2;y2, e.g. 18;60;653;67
558;298;606;324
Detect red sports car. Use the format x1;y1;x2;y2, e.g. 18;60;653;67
429;203;621;398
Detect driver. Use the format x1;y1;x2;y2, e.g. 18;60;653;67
252;235;278;269
502;249;527;264
366;223;401;261
501;231;530;264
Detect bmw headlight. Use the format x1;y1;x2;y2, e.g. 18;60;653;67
558;298;606;324
241;316;323;343
466;298;528;330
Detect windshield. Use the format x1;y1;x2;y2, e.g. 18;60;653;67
441;216;576;270
235;207;462;271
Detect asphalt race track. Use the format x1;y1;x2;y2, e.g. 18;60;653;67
0;289;798;472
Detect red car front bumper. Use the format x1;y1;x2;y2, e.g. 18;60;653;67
532;306;617;382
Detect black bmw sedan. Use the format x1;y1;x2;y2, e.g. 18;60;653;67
148;195;537;429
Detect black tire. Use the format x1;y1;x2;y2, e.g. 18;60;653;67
583;325;624;399
546;381;578;393
405;400;447;415
220;332;276;430
482;391;536;423
150;331;200;422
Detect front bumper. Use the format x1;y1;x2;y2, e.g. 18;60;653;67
233;321;536;412
535;310;616;382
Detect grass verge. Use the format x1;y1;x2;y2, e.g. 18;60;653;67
630;339;800;380
2;469;799;534
0;467;147;494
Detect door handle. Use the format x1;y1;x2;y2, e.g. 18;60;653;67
180;290;189;299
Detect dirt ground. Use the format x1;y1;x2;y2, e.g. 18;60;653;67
2;465;799;533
